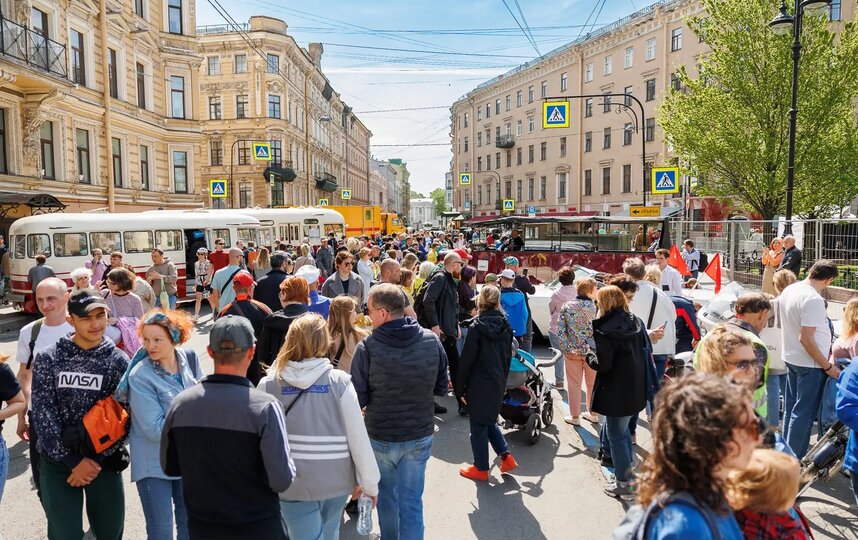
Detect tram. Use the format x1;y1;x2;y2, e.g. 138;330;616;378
7;210;261;313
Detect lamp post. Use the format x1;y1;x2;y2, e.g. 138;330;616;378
483;170;502;211
768;0;831;234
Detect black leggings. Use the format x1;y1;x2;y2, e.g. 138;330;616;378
441;335;460;389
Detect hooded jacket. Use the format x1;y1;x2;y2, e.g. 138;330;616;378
500;287;529;337
589;308;648;417
455;310;514;424
258;358;380;502
350;317;448;442
253;304;309;385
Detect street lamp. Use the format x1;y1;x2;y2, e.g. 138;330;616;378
768;0;831;234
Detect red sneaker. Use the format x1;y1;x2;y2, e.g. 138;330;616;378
459;465;489;481
499;454;518;474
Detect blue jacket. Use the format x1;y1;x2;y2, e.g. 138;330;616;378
126;349;203;481
308;290;331;319
500;287;528;337
835;357;858;473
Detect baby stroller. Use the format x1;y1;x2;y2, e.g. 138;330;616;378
500;347;562;444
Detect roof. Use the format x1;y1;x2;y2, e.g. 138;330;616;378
0;192;66;209
467;214;669;227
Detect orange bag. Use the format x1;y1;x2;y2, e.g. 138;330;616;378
82;396;129;454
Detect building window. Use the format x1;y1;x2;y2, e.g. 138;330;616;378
236;95;248;119
135;0;145;17
173;151;187;193
170;75;185;119
76;129;90;183
830;0;841;20
541;80;548;98
505;181;511;199
140;145;150;190
603;127;611;149
528;145;534;163
671;28;682;52
602;167;611;194
168;0;183;34
585;63;593;82
266;54;279;74
238;141;250;165
540;142;547;161
207;56;220;76
107;48;118;98
112;138;123;187
239;184;252;207
210;140;223;166
624;47;634;68
516;91;522;107
463;136;468;152
528;86;534;103
40;122;55;179
495;99;501;115
671;72;682;91
624;86;633;107
560;73;568;92
505;123;511;136
486;153;491;170
477;157;482;171
646;78;656;101
477;186;482;205
584;131;592;152
0;109;6;174
209;97;222;120
505;95;511;111
585;98;593;117
516;147;522;165
622;164;632;193
560;136;566;158
477;132;482;147
477;108;482;121
506;151;511;167
70;29;86;86
136;62;146;109
271;140;282;166
646;37;656;61
268;95;281;119
495;153;500;170
584;169;592;196
540;176;546;199
623;123;633;146
495;126;501;142
528;116;534;133
604;55;612;76
516;120;522;136
517;180;522;201
486;104;491;118
645;117;656;142
528;177;534;200
603;94;612;113
463;112;469;127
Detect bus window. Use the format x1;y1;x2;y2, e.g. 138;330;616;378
52;233;88;257
237;228;255;246
155;230;183;252
324;224;344;238
290;224;300;243
258;227;274;248
123;231;154;253
28;234;50;258
89;232;121;255
213;229;230;247
13;235;25;258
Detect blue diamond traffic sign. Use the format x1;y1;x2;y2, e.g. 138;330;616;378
459;173;471;185
253;143;271;161
543;101;570;129
651;167;679;194
210;179;227;198
502;199;515;211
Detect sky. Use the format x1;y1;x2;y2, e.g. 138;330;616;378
196;0;647;196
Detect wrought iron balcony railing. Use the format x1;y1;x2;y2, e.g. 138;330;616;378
0;15;68;79
495;134;515;149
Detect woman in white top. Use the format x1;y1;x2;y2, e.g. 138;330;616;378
356;247;374;306
193;248;214;322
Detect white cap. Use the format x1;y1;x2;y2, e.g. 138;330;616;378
295;265;321;283
500;269;516;280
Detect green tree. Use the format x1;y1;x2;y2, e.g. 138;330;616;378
410;190;425;199
659;0;858;219
430;188;448;217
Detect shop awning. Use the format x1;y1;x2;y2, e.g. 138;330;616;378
0;192;66;218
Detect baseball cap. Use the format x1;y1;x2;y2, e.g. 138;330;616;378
503;256;519;267
196;247;208;255
232;270;256;287
295;265;321;283
68;290;110;317
500;269;516;280
484;273;498;283
210;315;256;353
453;248;471;261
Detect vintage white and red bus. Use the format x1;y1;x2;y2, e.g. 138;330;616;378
7;210;261;313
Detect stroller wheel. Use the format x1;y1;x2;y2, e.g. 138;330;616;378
525;414;540;445
541;395;554;426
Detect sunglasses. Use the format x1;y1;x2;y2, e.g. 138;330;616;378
726;357;757;372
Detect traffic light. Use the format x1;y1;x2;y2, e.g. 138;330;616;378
262;166;297;184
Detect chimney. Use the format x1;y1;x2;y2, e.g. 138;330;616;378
308;43;323;69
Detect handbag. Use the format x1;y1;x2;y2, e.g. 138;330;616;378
158;277;169;308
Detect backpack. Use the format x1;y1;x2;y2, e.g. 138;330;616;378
413;267;443;327
612;492;723;540
697;251;708;273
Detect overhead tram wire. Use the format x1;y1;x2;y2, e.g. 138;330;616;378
321;43;533;59
512;0;541;56
501;0;541;57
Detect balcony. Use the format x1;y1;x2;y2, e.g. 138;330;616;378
314;172;338;192
0;15;68;79
496;134;515;149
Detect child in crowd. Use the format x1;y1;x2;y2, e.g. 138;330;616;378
399;269;415;302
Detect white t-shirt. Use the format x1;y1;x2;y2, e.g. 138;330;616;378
660;265;684;295
779;281;831;369
16;319;74;409
630;280;677;356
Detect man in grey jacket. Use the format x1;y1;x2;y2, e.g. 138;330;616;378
315;237;334;278
147;249;179;309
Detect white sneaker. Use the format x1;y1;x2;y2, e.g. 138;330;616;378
604;480;636;501
564;416;580;426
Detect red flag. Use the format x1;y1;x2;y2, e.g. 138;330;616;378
704;252;722;294
668;244;691;276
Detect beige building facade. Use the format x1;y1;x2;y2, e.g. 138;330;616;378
197;17;372;209
0;0;206;237
450;0;854;219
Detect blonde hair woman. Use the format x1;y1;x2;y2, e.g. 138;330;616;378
294;244;315;269
833;297;858;364
328;296;368;373
258;315;379;539
762;238;784;295
767;268;796;427
254;247;271;281
643;264;662;286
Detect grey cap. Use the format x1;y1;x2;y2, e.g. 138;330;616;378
209;315;256;353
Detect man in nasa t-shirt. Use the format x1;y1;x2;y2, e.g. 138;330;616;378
30;290;129;538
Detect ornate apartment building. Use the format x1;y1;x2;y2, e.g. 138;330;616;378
450;0;853;219
0;0;205;236
197;16;372;209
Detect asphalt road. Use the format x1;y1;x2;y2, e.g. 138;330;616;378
0;312;855;539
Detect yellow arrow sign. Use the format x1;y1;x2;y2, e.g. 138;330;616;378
629;205;660;218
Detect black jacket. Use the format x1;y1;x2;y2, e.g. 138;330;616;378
514;273;536;324
777;246;803;276
252;304;309;385
455;310;513;424
253;268;289;312
589;309;648;417
420;270;459;337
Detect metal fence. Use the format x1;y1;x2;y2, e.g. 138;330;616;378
672;219;858;292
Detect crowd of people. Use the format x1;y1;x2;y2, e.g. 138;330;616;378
0;226;856;540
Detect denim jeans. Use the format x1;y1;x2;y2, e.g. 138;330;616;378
604;416;634;482
469;417;509;471
0;436;7;504
456;326;469;357
370;435;433;540
155;293;178;309
784;363;828;458
852;472;858;508
136;477;189;540
548;333;565;383
766;373;787;429
600;416;637;458
818;377;839;434
280;494;349;540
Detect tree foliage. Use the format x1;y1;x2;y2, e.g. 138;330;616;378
430;188;448;217
659;0;858;219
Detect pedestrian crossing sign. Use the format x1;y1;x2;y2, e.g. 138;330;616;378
459;173;472;185
464;201;472;210
319;198;329;206
503;199;515;211
543;100;570;129
651;167;679;194
341;189;352;200
252;143;272;161
210;179;227;198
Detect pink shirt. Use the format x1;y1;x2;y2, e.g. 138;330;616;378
548;285;577;334
832;334;858;360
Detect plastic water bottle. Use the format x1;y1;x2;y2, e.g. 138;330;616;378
356;493;373;536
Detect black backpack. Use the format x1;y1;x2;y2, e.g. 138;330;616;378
697;251;708;273
413;267;443;328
